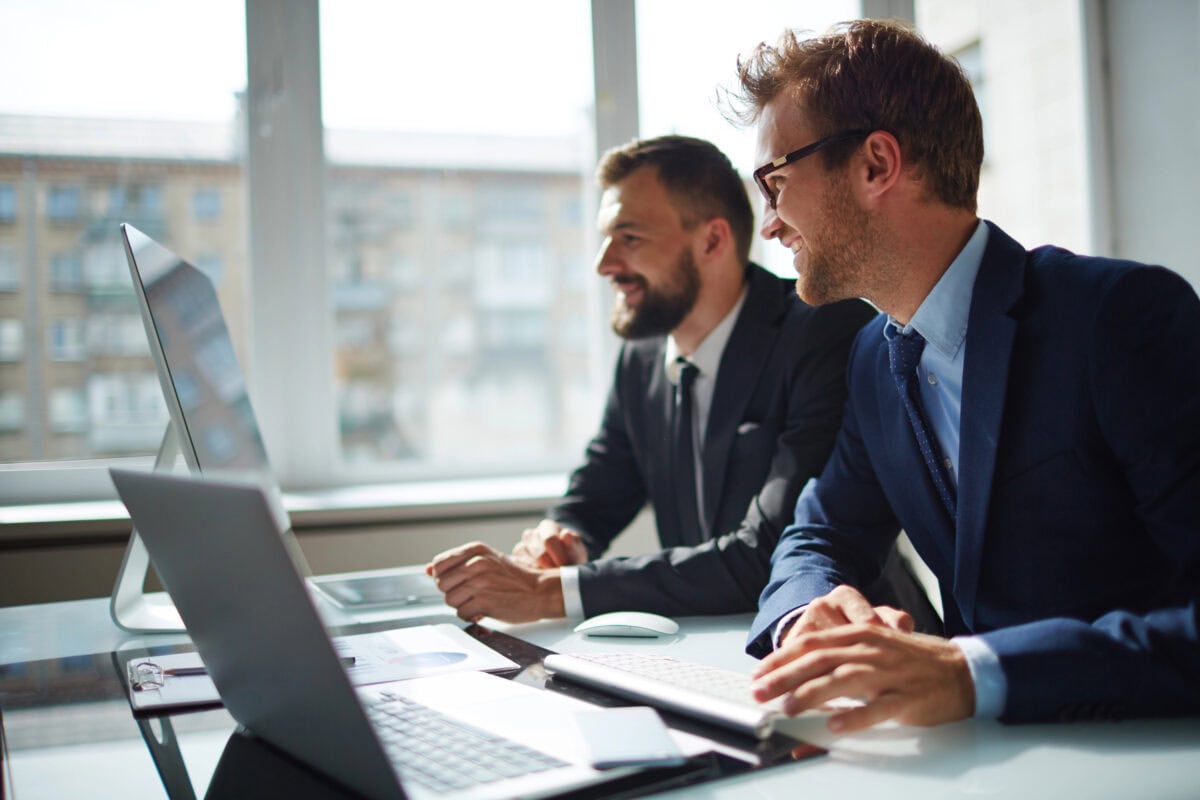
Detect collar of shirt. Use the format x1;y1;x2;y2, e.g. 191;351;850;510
889;219;989;357
882;219;989;485
665;284;748;384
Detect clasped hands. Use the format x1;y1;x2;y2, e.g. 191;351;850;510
751;584;976;732
425;520;585;623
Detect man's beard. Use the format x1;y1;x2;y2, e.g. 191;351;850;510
610;247;701;339
795;174;877;306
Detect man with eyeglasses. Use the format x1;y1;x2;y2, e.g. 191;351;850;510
426;135;936;626
732;19;1200;729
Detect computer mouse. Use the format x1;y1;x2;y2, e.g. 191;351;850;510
573;611;680;638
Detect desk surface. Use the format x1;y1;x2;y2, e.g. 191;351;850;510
3;595;1200;800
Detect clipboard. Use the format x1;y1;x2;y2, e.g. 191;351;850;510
124;623;518;715
126;651;221;713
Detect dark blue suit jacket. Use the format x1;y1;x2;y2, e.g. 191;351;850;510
748;222;1200;723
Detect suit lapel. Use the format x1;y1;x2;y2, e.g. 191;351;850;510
702;266;781;529
953;222;1026;628
637;338;679;543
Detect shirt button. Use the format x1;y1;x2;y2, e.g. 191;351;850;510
927;372;938;385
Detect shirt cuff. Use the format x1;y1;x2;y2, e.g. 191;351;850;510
559;566;585;619
772;606;808;649
951;635;1007;718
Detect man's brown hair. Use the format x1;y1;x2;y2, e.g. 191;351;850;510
597;135;754;264
729;19;983;211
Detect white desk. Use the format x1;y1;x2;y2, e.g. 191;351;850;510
2;597;1199;799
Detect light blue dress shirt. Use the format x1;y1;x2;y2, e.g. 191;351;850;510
887;219;1005;718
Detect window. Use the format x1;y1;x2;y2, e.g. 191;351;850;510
0;0;246;475
5;0;1170;504
47;319;86;361
0;392;23;431
48;388;88;433
0;183;15;222
0;319;23;361
50;253;83;292
320;0;598;474
0;246;18;291
87;373;169;453
46;186;83;222
193;187;222;221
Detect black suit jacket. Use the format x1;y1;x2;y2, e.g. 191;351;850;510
549;263;877;616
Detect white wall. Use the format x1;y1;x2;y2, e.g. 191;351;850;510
1102;0;1200;287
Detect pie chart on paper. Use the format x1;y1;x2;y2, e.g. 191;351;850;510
394;651;469;669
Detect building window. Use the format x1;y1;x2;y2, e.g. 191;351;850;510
0;246;18;291
0;392;23;431
0;184;16;223
87;314;148;357
109;183;165;220
46;185;84;222
48;388;88;433
50;253;84;292
193;187;222;221
47;319;87;361
0;319;24;361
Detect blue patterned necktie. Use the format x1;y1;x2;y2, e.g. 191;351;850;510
672;358;704;544
887;326;957;519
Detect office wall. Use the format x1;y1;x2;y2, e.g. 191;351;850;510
1103;0;1200;287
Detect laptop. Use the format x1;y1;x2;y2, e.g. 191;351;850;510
118;222;441;614
109;467;648;800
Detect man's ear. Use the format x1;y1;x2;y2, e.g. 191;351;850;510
698;217;733;259
857;130;903;203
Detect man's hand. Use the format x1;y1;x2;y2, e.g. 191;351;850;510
425;541;566;623
511;519;588;568
785;584;915;643
753;593;974;732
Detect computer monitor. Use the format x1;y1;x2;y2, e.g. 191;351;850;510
113;224;439;633
111;223;279;632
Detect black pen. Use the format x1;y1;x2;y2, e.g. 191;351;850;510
160;655;355;678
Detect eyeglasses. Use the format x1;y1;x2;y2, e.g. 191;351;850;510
752;129;874;208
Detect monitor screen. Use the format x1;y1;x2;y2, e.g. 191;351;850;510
121;223;271;473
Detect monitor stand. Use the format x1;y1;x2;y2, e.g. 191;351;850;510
110;423;187;633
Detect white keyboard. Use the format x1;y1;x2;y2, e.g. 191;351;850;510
543;652;791;739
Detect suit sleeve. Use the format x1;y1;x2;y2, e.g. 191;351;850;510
578;299;877;618
982;266;1200;722
745;332;904;656
547;347;649;559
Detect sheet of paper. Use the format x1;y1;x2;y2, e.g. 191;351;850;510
334;623;519;685
125;623;518;713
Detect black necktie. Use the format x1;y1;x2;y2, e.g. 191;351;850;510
887;326;956;518
672;358;703;544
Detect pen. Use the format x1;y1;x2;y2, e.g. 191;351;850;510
160;656;355;678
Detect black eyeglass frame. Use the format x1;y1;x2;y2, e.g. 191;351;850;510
752;129;875;208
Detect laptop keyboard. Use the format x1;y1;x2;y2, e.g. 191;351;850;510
366;692;568;793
